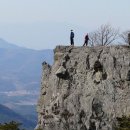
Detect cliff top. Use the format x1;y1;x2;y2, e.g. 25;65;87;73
54;45;130;54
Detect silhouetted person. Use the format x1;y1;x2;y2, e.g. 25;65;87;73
128;33;130;46
83;34;89;46
70;30;74;45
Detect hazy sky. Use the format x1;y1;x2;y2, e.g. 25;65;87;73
0;0;129;49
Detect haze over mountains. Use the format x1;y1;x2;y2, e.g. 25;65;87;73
0;22;89;49
0;38;53;129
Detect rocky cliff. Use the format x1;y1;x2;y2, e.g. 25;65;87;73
35;45;130;130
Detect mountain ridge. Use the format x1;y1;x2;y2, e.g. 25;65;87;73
0;38;25;49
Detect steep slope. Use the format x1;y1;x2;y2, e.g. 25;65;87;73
0;104;35;130
36;45;130;130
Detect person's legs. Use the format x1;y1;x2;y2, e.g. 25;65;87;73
72;38;74;45
70;38;73;45
71;38;74;45
86;40;88;46
83;40;87;46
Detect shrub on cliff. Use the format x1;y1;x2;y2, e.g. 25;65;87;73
116;115;130;130
0;121;25;130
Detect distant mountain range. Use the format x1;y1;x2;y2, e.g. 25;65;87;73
0;38;53;129
0;104;35;130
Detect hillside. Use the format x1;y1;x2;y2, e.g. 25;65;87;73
0;104;35;130
0;38;53;128
36;45;130;130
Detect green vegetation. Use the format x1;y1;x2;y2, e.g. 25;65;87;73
116;115;130;130
0;104;35;129
36;128;43;130
0;121;25;130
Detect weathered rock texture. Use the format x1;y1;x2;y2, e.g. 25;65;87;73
35;45;130;130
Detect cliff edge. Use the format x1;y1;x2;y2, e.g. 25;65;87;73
35;45;130;130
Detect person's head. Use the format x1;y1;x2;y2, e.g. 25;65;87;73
71;30;73;32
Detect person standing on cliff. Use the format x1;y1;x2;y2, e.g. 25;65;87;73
70;30;74;46
128;33;130;46
83;34;89;46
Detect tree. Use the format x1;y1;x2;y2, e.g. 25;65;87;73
88;32;98;47
89;24;119;46
120;30;130;45
0;121;25;130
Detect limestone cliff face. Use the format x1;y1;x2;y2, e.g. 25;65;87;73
35;45;130;130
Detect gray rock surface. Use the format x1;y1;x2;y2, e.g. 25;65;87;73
35;45;130;130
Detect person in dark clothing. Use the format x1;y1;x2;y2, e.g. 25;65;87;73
83;34;89;46
128;33;130;46
70;30;74;45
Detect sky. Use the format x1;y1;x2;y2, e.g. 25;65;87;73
0;0;129;49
